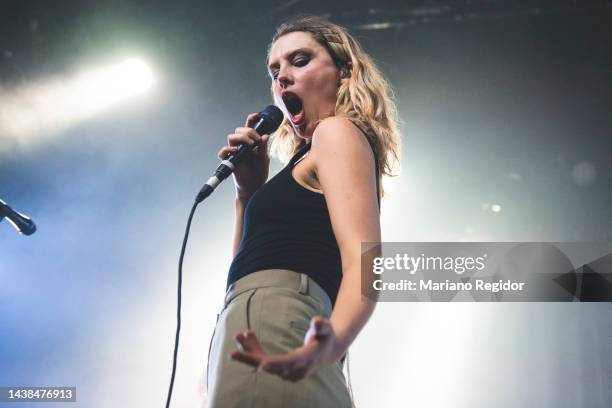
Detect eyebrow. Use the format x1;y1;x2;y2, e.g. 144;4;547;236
267;47;312;71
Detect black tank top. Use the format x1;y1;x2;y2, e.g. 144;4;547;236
226;141;379;306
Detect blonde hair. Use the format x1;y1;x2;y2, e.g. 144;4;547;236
266;15;401;197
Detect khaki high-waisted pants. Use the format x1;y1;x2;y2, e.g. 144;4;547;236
206;269;352;408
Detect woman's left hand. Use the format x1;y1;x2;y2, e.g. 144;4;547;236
229;315;338;382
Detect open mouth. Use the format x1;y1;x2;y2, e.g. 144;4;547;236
281;92;304;125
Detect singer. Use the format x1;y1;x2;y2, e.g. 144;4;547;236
206;16;400;407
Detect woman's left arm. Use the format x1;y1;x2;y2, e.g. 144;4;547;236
308;116;381;367
230;117;381;380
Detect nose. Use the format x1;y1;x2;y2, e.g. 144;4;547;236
277;65;292;89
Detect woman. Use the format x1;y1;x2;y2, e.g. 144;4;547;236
206;16;400;407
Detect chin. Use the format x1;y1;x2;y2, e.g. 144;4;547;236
292;121;309;139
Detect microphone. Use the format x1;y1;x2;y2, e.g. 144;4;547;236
0;198;37;236
196;105;283;203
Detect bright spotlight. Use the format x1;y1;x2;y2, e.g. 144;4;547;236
0;57;156;152
80;58;154;105
115;58;154;94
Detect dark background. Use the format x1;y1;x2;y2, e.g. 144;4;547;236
1;1;611;407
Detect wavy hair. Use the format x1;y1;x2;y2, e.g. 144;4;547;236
266;15;401;197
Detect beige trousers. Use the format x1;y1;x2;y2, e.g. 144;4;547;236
206;269;352;408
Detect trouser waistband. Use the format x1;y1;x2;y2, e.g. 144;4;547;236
225;269;333;316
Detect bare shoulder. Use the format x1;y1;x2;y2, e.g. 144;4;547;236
310;116;374;164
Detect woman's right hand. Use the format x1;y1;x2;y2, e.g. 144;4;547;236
218;113;271;200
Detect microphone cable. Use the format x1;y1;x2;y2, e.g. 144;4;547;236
164;105;282;408
165;200;198;408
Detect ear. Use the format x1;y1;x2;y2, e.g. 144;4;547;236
339;62;352;85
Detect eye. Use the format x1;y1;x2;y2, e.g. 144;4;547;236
293;54;310;66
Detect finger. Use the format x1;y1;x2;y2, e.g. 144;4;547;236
253;134;270;157
227;132;256;147
218;146;239;160
235;331;265;353
235;127;262;144
245;112;260;127
261;351;303;373
260;359;290;377
230;351;261;368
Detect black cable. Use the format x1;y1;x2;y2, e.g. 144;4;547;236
164;106;281;407
165;200;199;408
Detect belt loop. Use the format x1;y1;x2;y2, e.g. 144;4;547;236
224;283;234;305
298;273;308;295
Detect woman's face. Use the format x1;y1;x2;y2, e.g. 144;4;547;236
268;31;342;140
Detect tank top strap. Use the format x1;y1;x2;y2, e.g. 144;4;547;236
289;142;312;167
373;158;381;211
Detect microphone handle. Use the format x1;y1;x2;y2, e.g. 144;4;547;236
195;117;265;203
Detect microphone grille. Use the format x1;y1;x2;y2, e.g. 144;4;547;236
257;105;284;134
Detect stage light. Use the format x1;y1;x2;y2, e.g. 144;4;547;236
114;58;154;95
78;58;154;109
0;57;155;152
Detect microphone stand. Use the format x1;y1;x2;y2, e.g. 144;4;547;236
0;198;37;235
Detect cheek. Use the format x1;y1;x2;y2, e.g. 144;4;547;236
317;67;341;92
313;78;340;105
303;70;339;99
272;82;282;97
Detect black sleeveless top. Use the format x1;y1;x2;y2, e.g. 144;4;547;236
226;141;380;306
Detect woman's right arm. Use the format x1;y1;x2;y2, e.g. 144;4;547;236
232;197;248;257
217;112;271;257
